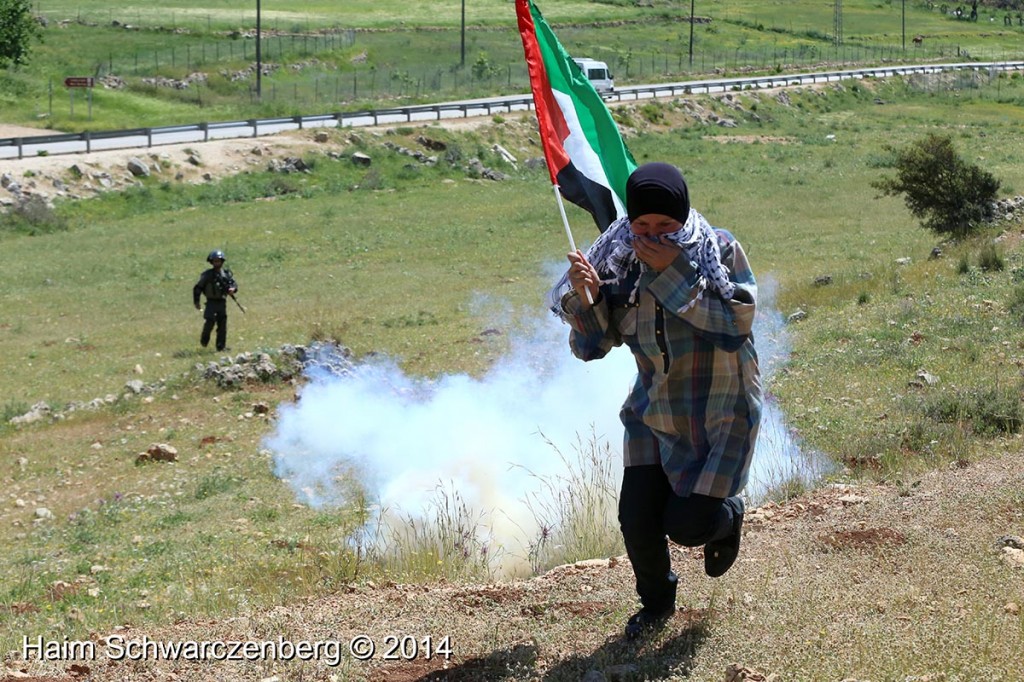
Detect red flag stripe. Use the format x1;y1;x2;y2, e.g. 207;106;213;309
515;0;571;185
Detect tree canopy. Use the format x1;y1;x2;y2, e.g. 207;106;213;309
0;0;43;69
872;133;1001;238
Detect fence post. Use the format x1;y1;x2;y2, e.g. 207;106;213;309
249;119;258;137
16;138;23;160
84;131;92;153
147;128;152;147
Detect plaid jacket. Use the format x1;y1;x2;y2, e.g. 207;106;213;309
562;228;762;498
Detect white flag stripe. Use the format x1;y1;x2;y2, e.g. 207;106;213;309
552;89;628;219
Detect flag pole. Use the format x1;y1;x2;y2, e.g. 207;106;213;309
552;184;594;305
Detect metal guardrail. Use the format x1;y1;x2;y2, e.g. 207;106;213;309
1;61;1022;161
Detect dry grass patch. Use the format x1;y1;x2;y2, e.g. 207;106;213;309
7;446;1022;680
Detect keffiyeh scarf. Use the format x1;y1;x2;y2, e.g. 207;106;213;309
549;209;735;317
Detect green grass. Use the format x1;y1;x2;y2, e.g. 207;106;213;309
4;65;1024;657
4;0;1023;132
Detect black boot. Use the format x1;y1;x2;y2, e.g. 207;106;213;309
704;503;744;578
624;604;675;640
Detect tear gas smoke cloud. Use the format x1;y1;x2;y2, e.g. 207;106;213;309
266;273;819;565
265;302;637;555
746;276;828;497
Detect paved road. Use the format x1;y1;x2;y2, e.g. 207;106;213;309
1;61;1021;161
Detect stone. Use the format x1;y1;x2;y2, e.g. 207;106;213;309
126;158;150;177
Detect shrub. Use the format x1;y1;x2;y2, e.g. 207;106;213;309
1007;283;1024;323
957;253;970;274
977;243;1005;271
0;195;67;235
871;133;1000;237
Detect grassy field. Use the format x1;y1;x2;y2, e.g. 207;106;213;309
2;0;1022;131
3;70;1024;669
4;0;1024;664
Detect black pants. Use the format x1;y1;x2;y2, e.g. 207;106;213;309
201;300;228;351
618;464;743;611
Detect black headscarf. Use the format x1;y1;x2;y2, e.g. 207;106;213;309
625;162;690;224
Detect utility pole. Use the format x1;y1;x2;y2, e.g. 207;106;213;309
689;0;695;67
833;0;843;46
461;0;466;67
902;0;906;50
256;0;263;98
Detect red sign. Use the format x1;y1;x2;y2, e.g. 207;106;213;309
64;77;95;88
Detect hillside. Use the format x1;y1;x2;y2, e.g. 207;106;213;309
3;74;1024;682
3;443;1022;681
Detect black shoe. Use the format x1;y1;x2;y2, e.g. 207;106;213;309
624;605;675;640
704;510;744;578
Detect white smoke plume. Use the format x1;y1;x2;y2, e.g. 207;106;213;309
266;272;819;572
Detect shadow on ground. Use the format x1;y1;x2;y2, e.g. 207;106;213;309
390;608;710;681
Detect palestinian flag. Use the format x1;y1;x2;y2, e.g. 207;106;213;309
516;0;636;232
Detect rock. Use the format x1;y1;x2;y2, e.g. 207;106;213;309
725;663;776;681
491;143;518;166
813;275;833;286
997;535;1024;550
351;152;372;166
895;257;912;265
136;443;178;464
1001;546;1024;568
787;309;807;323
313;131;330;143
416;135;446;151
9;401;51;425
126;157;150;177
35;507;54;520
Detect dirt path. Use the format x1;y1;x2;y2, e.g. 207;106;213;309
0;115;497;205
0;123;338;202
3;444;1022;681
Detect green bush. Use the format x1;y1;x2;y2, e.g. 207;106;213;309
977;243;1005;272
871;133;1000;238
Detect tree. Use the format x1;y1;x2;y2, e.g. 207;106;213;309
0;0;43;69
872;133;1000;238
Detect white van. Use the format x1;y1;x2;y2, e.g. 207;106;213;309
573;58;614;94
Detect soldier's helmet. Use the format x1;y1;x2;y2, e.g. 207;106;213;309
207;249;226;263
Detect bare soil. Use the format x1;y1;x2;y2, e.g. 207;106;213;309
0;116;496;205
3;444;1022;681
0;123;341;202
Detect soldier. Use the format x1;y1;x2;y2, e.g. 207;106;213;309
193;249;239;352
